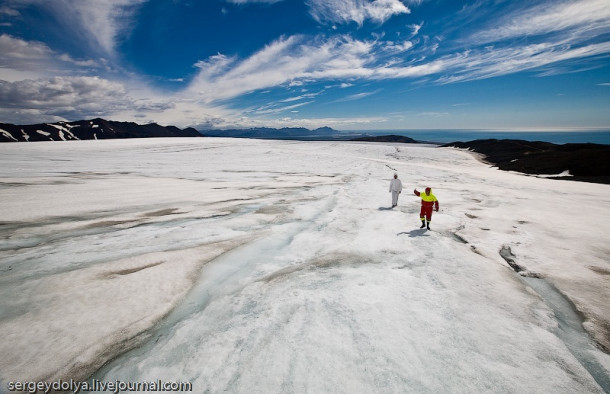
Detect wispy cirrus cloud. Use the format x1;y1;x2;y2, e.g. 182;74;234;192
408;22;423;37
334;89;382;102
188;11;610;108
280;92;321;102
2;0;147;56
252;100;314;115
0;5;20;16
189;35;370;102
306;0;410;25
471;0;610;44
187;34;443;104
418;111;448;117
381;40;414;54
439;0;610;82
436;41;610;84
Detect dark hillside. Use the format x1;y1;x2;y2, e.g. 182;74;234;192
0;118;202;142
351;135;419;143
443;139;610;184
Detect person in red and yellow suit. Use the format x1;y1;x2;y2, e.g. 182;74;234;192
414;187;439;230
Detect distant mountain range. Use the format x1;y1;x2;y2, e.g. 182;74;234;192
201;126;344;140
0;118;429;143
0;118;201;142
203;129;430;143
0;120;354;142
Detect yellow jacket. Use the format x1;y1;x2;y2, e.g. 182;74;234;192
414;188;439;210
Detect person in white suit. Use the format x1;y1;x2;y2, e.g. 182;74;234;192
389;173;403;208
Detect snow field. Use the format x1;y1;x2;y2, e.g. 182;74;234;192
0;138;608;392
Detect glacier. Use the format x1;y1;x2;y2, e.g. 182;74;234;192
0;138;608;393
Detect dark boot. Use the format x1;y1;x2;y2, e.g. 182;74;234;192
420;220;425;229
426;221;431;230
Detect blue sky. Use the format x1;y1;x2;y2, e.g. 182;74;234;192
0;0;609;131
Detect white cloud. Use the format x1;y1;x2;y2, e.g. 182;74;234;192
187;34;446;105
431;0;610;85
254;101;314;115
0;76;125;108
194;53;237;81
187;18;610;113
472;0;610;44
189;35;358;102
334;89;382;102
0;34;100;81
307;0;410;26
0;34;54;69
197;114;388;130
0;5;20;16
382;40;414;53
436;41;610;84
0;76;173;123
418;111;448;117
280;93;320;102
409;22;423;37
5;0;148;56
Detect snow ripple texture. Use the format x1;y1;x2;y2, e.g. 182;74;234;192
0;138;608;393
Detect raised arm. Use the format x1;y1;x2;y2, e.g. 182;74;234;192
414;189;420;196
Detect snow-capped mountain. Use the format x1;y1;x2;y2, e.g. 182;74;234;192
0;118;202;142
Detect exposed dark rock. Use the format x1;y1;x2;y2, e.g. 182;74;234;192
498;246;541;277
443;139;610;184
0;118;203;142
499;245;525;272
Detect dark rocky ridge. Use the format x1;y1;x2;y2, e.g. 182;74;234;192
443;139;610;184
0;118;202;142
350;135;419;143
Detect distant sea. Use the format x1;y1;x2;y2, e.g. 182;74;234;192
341;129;610;145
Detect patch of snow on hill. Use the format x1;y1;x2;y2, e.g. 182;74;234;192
534;170;572;178
0;129;17;141
49;123;79;140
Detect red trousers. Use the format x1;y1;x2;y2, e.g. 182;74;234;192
420;205;433;221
